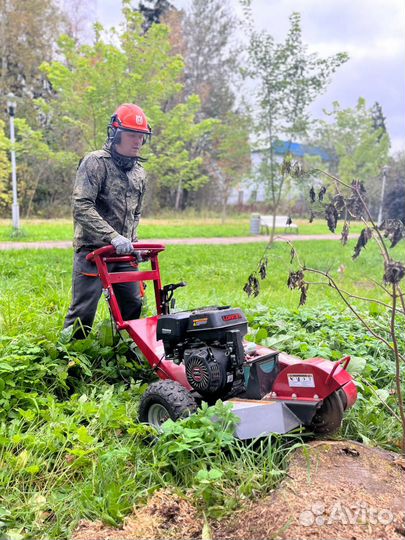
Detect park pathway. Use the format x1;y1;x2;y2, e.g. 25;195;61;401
0;233;359;250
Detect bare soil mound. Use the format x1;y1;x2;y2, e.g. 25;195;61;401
72;489;202;540
214;440;405;540
72;441;405;540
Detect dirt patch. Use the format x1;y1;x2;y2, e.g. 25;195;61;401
72;441;405;540
72;489;202;540
214;440;405;540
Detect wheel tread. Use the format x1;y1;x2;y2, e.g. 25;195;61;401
139;380;198;425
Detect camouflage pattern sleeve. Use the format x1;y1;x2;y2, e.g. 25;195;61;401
72;154;119;243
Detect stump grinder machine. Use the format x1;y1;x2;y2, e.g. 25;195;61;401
87;243;357;439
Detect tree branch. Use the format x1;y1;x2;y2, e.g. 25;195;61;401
303;280;405;315
390;284;405;453
303;266;404;362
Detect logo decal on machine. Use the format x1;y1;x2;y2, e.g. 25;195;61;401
222;313;242;322
287;374;315;388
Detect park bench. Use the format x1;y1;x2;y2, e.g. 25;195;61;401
259;215;299;234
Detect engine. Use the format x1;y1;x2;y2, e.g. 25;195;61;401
157;307;248;400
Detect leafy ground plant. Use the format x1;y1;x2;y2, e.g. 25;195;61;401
0;386;302;539
0;240;401;537
245;161;405;452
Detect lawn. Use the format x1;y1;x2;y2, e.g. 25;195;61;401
0;239;403;539
0;217;365;242
0;240;389;337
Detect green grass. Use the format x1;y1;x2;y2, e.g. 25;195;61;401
0;217;364;242
0;239;403;539
0;240;389;338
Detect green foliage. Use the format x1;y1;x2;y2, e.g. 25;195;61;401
0;120;11;212
0;244;403;536
39;6;215;196
316;98;390;189
207;111;252;218
0;376;300;536
12;119;77;217
241;8;348;217
246;304;404;450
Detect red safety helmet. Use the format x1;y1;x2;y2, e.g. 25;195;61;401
108;103;152;144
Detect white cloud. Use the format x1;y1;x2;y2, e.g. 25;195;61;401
309;38;404;61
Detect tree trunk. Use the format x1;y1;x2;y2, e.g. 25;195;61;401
221;190;228;224
269;207;277;244
175;178;182;211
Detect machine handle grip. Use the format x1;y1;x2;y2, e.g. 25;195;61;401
163;281;187;293
86;243;166;261
325;355;351;384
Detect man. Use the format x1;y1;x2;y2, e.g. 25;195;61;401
64;103;152;338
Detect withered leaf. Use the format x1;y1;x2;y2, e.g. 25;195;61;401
346;195;363;219
243;274;260;297
351;179;366;194
287;270;305;289
309;187;316;203
383;260;405;285
332;194;346;212
299;284;309;306
379;219;404;248
309;210;315;223
290;247;296;264
258;257;268;280
325;203;338;233
352;228;373;259
318;186;327;202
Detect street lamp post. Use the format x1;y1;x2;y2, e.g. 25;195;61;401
377;165;389;227
6;92;20;230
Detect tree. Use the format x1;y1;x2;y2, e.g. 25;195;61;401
384;152;405;223
0;120;11;214
0;0;64;106
137;0;174;32
39;3;216;213
371;101;387;138
161;0;242;211
206;112;251;221
314;98;390;215
183;0;239;120
241;5;348;242
12;118;77;218
61;0;97;43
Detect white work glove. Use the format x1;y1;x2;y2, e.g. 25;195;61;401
111;234;133;255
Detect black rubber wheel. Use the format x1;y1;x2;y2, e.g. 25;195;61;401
310;391;344;435
139;380;198;428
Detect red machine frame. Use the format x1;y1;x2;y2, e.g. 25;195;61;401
87;244;357;415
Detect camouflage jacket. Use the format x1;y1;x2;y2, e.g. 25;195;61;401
72;148;147;251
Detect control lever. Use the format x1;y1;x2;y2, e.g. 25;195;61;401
161;282;187;314
163;281;187;293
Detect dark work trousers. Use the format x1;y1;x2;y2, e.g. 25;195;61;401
64;250;142;338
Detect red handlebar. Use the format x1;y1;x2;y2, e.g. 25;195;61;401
86;243;166;262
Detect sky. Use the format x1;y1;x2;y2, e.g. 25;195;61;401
94;0;405;154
